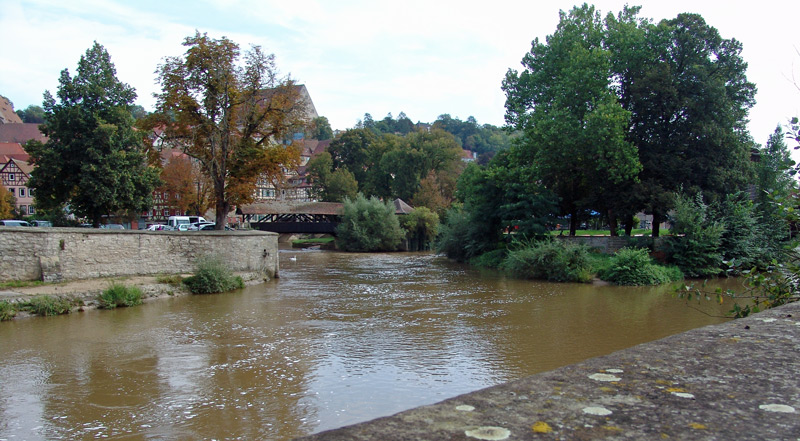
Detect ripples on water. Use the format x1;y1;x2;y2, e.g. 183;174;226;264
0;249;734;440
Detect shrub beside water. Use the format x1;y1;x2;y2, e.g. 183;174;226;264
598;247;683;286
0;300;17;321
502;239;592;283
470;248;508;269
20;295;76;316
183;256;244;294
97;283;143;309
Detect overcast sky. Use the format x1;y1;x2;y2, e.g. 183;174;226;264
2;0;798;145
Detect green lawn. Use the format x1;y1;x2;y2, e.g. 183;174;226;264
292;237;335;245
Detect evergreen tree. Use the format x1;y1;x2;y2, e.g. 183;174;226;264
25;42;160;226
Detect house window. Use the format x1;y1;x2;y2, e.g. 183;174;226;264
19;188;25;197
29;188;34;196
19;205;27;215
8;174;14;182
163;209;169;217
29;206;35;214
8;188;14;196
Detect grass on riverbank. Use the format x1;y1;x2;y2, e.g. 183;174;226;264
18;295;80;317
97;283;143;309
0;300;16;321
0;280;51;290
292;236;335;246
183;256;244;294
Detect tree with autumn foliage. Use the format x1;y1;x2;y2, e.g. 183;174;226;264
159;154;213;216
152;32;307;229
0;185;16;219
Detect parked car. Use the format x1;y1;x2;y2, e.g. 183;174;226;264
198;223;234;231
188;221;215;231
101;224;125;230
30;220;53;227
0;220;30;227
176;224;190;231
146;224;169;231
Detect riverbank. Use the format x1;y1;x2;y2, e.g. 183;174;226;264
0;272;266;319
296;301;800;441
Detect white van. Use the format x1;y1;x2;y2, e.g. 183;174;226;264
167;215;207;229
0;220;30;227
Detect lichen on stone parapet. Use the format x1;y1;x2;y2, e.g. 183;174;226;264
464;426;511;440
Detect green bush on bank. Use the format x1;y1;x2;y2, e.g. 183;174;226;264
183;256;244;294
664;193;725;277
502;239;592;283
598;247;683;286
97;283;143;309
0;300;17;321
469;248;508;269
336;194;405;252
19;295;76;316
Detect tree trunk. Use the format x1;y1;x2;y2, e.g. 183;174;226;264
608;209;618;237
624;214;634;236
569;211;578;236
214;184;228;230
652;212;661;238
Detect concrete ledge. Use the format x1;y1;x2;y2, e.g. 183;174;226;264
296;302;800;440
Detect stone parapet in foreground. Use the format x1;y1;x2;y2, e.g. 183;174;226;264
296;302;800;440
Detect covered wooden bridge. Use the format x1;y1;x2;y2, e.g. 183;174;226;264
237;199;414;235
238;201;344;234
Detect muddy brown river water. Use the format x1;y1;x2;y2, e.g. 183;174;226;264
0;250;735;440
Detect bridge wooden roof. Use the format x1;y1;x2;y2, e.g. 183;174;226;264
238;201;344;216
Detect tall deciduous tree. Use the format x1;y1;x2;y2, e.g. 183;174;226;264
306;151;358;202
606;8;756;236
25;42;160;227
503;4;640;235
153;32;306;228
307;116;333;140
16;105;46;124
328;128;378;186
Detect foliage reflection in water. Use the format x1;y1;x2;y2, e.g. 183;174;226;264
0;250;734;440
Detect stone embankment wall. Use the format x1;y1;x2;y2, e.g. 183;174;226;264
557;235;668;254
0;228;279;282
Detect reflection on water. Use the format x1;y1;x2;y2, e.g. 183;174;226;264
0;250;735;440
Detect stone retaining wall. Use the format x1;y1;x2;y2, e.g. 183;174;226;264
0;228;279;282
556;235;668;254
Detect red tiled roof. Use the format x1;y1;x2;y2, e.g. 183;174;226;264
312;139;331;156
0;123;47;144
0;143;29;162
0;97;23;124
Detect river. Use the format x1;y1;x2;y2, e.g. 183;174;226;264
0;250;736;440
